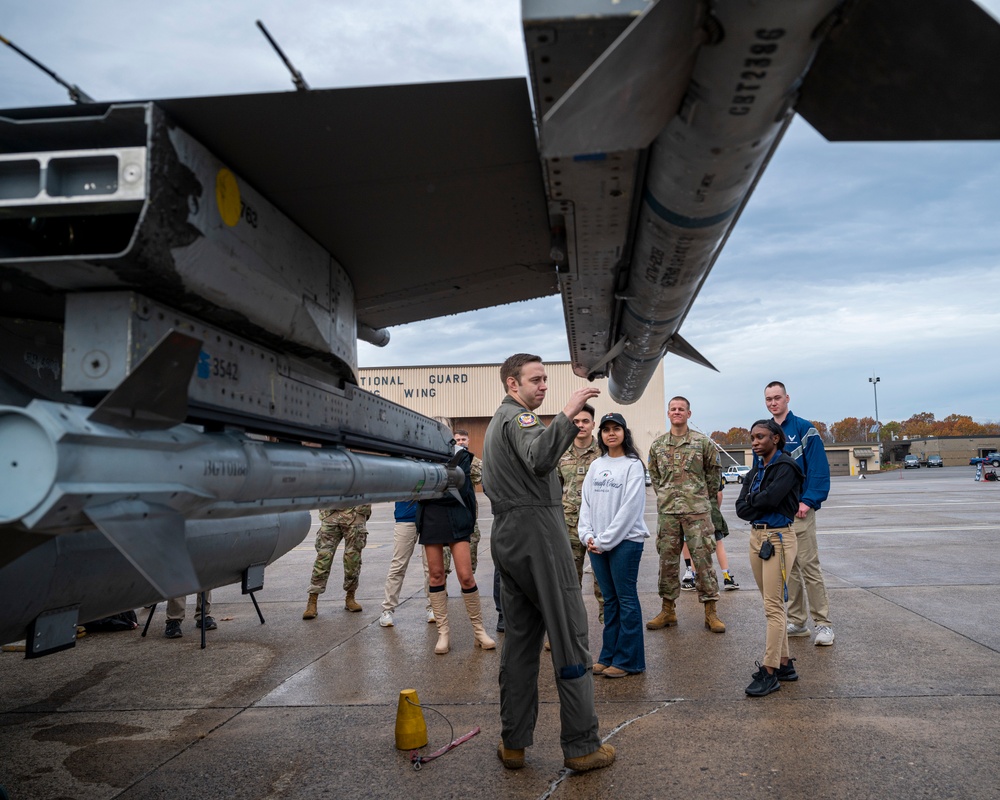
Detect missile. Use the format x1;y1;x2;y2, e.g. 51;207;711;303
0;399;456;531
0;398;460;602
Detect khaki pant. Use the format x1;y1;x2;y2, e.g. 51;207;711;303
381;521;434;613
166;591;211;622
749;527;797;669
785;509;831;627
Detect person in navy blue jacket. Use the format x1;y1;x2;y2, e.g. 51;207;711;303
736;419;804;696
762;381;834;646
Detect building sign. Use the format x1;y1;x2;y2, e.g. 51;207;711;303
358;371;471;400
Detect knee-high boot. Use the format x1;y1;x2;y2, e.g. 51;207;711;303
429;590;450;654
462;589;496;650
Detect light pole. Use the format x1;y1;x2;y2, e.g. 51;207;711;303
869;374;880;443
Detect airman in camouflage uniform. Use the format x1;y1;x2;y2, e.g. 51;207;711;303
303;504;371;618
558;405;605;618
646;397;725;633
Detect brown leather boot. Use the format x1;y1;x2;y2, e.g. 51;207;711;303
302;593;318;620
645;598;677;629
429;590;450;654
462;589;496;650
704;599;726;633
344;591;362;612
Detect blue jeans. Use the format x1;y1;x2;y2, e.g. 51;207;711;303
589;539;645;673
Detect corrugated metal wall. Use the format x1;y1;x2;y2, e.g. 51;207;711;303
357;360;667;460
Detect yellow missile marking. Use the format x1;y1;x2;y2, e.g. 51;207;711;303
215;168;241;226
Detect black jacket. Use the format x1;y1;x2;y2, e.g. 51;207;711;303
416;448;477;540
735;452;804;524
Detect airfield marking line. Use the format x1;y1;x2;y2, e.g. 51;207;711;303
825;500;1000;509
811;525;1000;536
537;700;678;800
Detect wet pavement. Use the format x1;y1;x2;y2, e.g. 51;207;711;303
2;466;999;799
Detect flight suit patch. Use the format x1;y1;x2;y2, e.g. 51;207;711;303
517;412;538;428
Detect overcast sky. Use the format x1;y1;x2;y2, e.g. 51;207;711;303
3;1;998;436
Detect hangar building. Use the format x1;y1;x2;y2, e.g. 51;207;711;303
357;360;667;474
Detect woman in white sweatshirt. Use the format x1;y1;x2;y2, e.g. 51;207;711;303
578;412;650;677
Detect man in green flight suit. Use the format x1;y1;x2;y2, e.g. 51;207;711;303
483;353;615;774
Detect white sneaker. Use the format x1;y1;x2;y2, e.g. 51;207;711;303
680;568;696;591
814;625;835;646
787;623;810;637
426;607;436;624
379;610;394;627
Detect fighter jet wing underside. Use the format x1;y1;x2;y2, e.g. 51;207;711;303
156;79;556;329
797;0;1000;141
521;0;1000;403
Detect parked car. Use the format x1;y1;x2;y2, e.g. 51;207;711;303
903;455;920;469
970;453;1000;467
926;455;943;468
723;465;752;483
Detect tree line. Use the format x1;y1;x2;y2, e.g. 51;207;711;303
711;412;1000;446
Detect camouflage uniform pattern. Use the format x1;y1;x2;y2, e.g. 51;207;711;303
558;439;604;605
308;505;372;594
443;453;482;574
648;430;721;603
710;476;729;539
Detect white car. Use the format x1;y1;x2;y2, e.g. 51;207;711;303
723;465;752;484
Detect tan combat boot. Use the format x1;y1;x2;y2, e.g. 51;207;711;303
428;590;450;654
645;598;677;629
344;591;362;612
564;743;616;772
462;589;496;650
497;740;525;769
704;599;726;633
302;593;318;620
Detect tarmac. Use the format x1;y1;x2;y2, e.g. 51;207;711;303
2;466;999;799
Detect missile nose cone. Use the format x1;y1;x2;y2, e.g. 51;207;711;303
0;409;57;524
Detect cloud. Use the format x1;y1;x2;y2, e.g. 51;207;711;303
5;0;999;438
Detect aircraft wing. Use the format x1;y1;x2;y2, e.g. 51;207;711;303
796;0;1000;141
156;79;556;329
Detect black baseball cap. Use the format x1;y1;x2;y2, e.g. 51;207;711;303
599;412;627;429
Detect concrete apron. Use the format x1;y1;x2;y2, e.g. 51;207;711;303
2;466;999;799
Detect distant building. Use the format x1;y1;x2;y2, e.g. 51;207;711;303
722;434;1000;475
884;436;1000;467
722;442;878;477
357;360;667;485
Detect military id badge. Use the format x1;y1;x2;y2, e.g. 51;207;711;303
517;412;538;428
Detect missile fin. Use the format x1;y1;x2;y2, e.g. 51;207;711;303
540;0;701;157
87;500;201;600
89;330;202;431
664;333;717;372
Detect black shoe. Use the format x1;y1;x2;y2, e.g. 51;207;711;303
775;658;798;681
164;619;183;639
745;663;781;696
196;616;217;630
496;613;505;633
751;658;797;682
